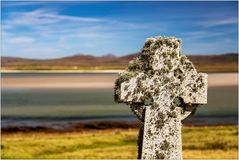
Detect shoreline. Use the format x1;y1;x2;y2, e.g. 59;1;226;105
2;114;238;133
2;120;237;134
1;69;238;73
0;70;124;73
1;72;238;88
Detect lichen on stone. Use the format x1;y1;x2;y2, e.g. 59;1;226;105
155;151;166;159
160;140;170;150
114;36;208;159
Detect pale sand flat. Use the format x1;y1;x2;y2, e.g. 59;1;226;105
1;73;237;89
208;73;238;87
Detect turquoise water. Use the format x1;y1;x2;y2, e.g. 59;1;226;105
1;73;238;126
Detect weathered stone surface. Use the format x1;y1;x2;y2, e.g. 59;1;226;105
114;36;207;159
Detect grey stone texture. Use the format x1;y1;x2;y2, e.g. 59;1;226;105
114;36;207;159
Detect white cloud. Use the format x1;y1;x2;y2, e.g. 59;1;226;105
183;31;226;40
7;37;35;44
5;8;104;27
2;40;65;59
198;17;237;27
24;47;61;56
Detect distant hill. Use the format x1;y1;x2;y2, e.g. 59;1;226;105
1;53;238;72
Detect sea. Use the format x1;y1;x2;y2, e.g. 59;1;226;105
1;72;238;127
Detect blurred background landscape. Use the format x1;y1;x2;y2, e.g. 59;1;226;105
1;52;238;72
1;1;238;159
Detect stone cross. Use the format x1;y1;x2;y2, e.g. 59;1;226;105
114;37;207;159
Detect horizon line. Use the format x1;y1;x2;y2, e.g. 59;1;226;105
1;52;238;60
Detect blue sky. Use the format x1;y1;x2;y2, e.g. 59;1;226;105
2;1;238;59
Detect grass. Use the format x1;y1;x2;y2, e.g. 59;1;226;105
1;126;238;159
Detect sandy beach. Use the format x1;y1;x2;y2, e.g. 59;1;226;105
207;73;238;87
1;72;237;89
